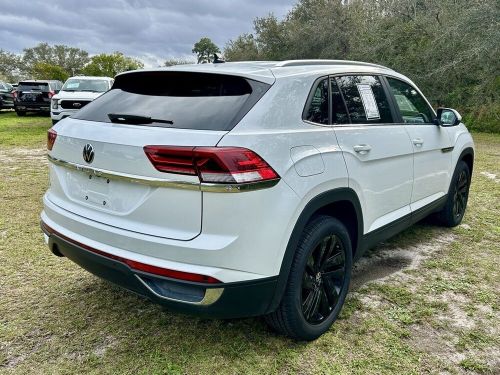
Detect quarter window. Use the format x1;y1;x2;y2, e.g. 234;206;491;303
304;78;329;125
386;77;435;124
336;75;393;124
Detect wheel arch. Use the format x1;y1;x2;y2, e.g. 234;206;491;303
459;147;474;175
267;187;363;312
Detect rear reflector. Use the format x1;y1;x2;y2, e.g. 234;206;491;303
41;221;221;284
47;129;57;150
144;146;279;184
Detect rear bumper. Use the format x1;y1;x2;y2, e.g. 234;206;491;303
42;222;278;318
15;102;50;112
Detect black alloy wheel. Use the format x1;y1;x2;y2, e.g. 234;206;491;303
301;234;346;324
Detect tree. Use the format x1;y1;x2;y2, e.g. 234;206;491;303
31;62;69;82
22;42;89;76
224;34;260;61
82;52;144;77
0;49;22;82
192;37;221;63
164;57;195;67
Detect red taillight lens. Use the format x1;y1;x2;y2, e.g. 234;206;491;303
12;91;17;99
47;129;57;150
144;146;279;184
48;90;55;98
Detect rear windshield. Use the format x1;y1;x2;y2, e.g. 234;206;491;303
73;72;271;131
18;82;49;91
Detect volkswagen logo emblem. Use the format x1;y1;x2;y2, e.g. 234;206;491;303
73;102;82;108
83;144;94;164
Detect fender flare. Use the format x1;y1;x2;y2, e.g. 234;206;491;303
267;187;363;312
457;147;474;173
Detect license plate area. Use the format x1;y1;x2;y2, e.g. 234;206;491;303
83;174;110;207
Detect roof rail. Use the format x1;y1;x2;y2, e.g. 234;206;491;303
275;59;392;70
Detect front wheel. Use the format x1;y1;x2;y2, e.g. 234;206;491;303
265;216;352;341
436;160;471;227
16;111;26;117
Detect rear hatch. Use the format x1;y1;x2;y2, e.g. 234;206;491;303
16;82;51;105
47;70;271;240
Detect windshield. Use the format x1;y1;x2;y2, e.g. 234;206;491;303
62;78;110;92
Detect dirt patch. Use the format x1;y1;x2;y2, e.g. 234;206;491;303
351;232;456;290
0;148;47;166
480;171;499;183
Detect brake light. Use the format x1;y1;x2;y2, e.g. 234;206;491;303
144;146;279;184
47;129;57;150
48;90;55;98
12;91;17;99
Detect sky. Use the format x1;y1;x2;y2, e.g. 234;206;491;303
0;0;294;67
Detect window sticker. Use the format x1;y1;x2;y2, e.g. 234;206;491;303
357;84;380;120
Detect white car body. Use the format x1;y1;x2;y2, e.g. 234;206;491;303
41;61;474;336
51;76;113;123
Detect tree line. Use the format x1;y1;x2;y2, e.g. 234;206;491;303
224;0;499;133
1;0;497;132
0;43;144;83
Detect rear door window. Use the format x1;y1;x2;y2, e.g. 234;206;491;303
336;75;393;124
73;72;270;131
386;77;435;124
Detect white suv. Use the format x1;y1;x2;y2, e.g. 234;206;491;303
51;76;113;124
41;61;474;340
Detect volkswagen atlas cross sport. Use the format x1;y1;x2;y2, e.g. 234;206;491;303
41;60;474;340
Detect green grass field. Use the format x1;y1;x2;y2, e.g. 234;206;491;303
0;111;499;374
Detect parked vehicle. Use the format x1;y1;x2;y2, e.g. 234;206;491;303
40;60;474;340
0;81;15;110
51;76;114;124
14;80;62;116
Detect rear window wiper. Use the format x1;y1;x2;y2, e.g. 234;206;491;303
108;113;174;125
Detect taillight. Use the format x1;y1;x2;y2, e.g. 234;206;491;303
144;146;279;184
12;91;17;99
47;129;57;150
48;90;55;98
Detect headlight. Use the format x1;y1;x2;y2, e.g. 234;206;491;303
51;99;58;109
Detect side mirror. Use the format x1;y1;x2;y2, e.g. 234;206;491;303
436;107;462;127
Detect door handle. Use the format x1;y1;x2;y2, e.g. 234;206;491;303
353;144;372;154
412;138;424;146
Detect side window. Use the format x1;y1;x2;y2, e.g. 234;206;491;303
330;78;349;124
336;75;393;124
304;78;329;125
386;77;435;124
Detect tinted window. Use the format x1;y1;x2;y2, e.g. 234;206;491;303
73;72;270;131
18;82;49;91
331;78;349;124
386;77;434;124
304;78;329;125
336;75;393;124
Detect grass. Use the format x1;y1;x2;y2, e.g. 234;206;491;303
0;113;499;374
0;111;51;147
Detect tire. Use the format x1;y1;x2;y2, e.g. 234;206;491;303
265;215;353;341
16;111;26;117
52;119;58;125
436;160;471;227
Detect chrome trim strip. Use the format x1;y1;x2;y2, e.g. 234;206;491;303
134;274;224;306
47;155;280;193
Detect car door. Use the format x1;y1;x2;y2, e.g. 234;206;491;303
333;75;414;234
384;77;453;212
